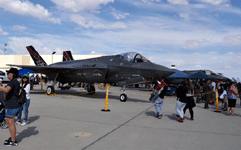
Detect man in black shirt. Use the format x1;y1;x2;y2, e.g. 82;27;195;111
0;68;21;146
203;80;211;109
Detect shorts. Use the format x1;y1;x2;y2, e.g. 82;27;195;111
5;107;21;117
228;99;236;108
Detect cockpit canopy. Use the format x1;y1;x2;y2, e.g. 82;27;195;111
116;52;150;63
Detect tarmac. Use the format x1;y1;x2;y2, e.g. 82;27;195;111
1;84;241;150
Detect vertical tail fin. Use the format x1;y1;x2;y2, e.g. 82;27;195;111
63;51;74;62
26;45;47;66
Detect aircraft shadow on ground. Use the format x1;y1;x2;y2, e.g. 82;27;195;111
73;91;152;104
30;88;152;104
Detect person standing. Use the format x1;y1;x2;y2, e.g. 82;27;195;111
184;81;196;120
176;81;188;122
227;83;238;116
203;80;211;109
16;74;30;126
0;68;21;146
153;78;167;119
194;79;201;104
210;80;216;104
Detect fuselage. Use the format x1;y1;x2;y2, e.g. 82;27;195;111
46;53;174;84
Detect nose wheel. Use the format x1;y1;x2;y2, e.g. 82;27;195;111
120;93;127;102
46;86;55;95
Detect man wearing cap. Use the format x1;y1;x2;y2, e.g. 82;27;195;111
0;68;21;146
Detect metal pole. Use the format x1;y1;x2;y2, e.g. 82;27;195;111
4;43;7;55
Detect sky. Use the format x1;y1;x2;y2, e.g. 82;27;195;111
0;0;240;81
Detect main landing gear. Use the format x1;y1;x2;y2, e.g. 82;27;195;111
87;84;96;95
46;86;55;95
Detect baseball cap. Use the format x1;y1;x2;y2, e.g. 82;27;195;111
22;74;29;78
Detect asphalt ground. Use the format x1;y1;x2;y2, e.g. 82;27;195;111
1;84;241;150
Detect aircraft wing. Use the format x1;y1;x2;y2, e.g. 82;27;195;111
7;64;77;72
7;64;108;77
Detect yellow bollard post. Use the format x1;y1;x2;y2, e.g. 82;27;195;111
214;89;221;112
81;83;82;90
101;84;110;112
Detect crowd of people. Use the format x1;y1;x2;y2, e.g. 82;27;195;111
151;78;241;123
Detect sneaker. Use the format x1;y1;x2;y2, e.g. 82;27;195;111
15;120;21;125
4;139;18;146
157;114;162;119
177;119;183;122
190;118;194;120
177;118;184;122
21;121;27;126
4;137;11;144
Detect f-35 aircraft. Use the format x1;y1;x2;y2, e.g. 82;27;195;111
9;46;174;101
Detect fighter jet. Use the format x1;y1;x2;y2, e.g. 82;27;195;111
9;46;174;101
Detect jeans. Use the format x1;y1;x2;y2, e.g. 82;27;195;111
17;99;30;121
154;97;164;116
176;100;186;118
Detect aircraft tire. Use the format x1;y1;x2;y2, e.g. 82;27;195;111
90;86;95;94
120;93;127;102
47;86;55;95
87;86;95;95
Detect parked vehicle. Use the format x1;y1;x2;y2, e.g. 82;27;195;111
0;71;9;82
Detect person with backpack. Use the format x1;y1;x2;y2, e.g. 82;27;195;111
0;68;21;146
16;74;30;126
152;77;167;119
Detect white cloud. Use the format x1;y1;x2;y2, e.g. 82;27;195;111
0;49;3;54
51;0;114;12
70;14;127;29
165;59;186;67
0;0;60;24
0;25;9;35
227;52;235;55
142;0;161;4
111;8;129;20
12;25;26;31
179;13;190;20
223;34;241;46
167;0;189;5
197;0;229;5
184;38;211;50
210;57;217;60
208;51;217;55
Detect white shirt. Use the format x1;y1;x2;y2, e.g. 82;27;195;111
20;83;30;99
211;81;216;92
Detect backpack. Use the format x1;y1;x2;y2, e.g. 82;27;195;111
18;84;27;104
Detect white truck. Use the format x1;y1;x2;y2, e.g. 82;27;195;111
0;71;9;82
